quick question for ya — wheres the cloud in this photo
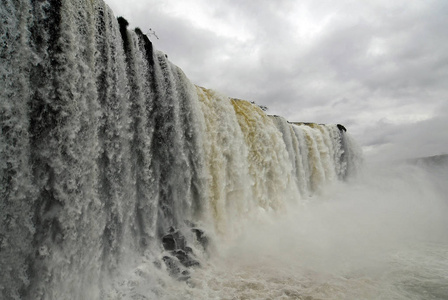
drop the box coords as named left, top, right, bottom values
left=104, top=0, right=448, bottom=161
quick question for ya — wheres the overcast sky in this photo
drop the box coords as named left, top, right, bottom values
left=104, top=0, right=448, bottom=162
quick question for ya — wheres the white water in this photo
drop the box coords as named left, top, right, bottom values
left=112, top=159, right=448, bottom=300
left=1, top=0, right=447, bottom=299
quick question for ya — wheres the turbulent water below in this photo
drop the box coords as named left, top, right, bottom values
left=1, top=0, right=447, bottom=299
left=108, top=159, right=448, bottom=300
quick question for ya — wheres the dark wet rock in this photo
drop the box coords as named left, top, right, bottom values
left=161, top=250, right=197, bottom=280
left=117, top=17, right=130, bottom=54
left=172, top=249, right=185, bottom=258
left=178, top=270, right=190, bottom=281
left=161, top=234, right=176, bottom=251
left=160, top=224, right=208, bottom=280
left=162, top=256, right=181, bottom=276
left=191, top=228, right=208, bottom=249
left=173, top=249, right=187, bottom=261
left=161, top=227, right=186, bottom=251
left=181, top=258, right=200, bottom=268
left=184, top=220, right=196, bottom=228
left=337, top=124, right=347, bottom=132
left=173, top=249, right=200, bottom=267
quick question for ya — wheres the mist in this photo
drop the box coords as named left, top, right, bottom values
left=182, top=158, right=448, bottom=299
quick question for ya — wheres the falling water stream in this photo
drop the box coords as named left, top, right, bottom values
left=1, top=1, right=447, bottom=299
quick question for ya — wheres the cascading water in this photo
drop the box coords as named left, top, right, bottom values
left=3, top=1, right=447, bottom=300
left=0, top=1, right=357, bottom=298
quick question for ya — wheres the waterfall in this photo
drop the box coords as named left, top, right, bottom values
left=0, top=0, right=361, bottom=299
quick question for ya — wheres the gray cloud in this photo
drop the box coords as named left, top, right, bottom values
left=105, top=0, right=448, bottom=161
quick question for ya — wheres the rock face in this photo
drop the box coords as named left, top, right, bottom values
left=337, top=124, right=347, bottom=132
left=191, top=228, right=208, bottom=249
left=160, top=225, right=207, bottom=280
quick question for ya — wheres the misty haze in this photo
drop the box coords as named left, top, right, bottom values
left=1, top=0, right=447, bottom=299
